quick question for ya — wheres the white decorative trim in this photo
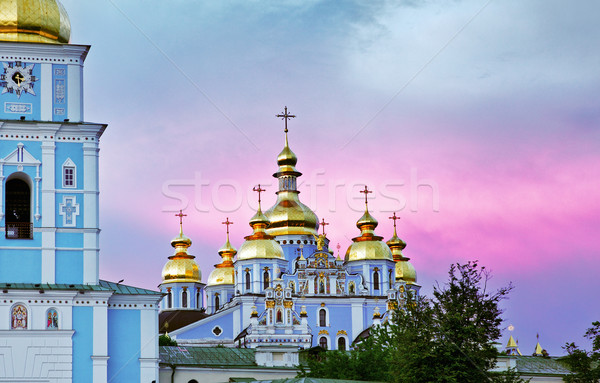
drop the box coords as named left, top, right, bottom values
left=58, top=195, right=79, bottom=227
left=316, top=306, right=330, bottom=327
left=61, top=158, right=76, bottom=188
left=2, top=143, right=42, bottom=221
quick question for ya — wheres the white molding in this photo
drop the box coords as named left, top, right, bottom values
left=61, top=158, right=76, bottom=188
left=58, top=195, right=79, bottom=227
left=40, top=63, right=52, bottom=120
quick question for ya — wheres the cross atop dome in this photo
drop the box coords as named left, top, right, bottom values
left=389, top=212, right=400, bottom=230
left=360, top=185, right=373, bottom=208
left=175, top=209, right=187, bottom=232
left=320, top=218, right=329, bottom=236
left=253, top=184, right=266, bottom=204
left=276, top=106, right=296, bottom=134
left=222, top=217, right=233, bottom=235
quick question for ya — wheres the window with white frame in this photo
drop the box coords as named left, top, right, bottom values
left=62, top=158, right=76, bottom=188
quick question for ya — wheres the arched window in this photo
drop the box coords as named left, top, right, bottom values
left=245, top=271, right=251, bottom=290
left=263, top=270, right=270, bottom=289
left=276, top=309, right=283, bottom=324
left=338, top=337, right=346, bottom=351
left=167, top=290, right=172, bottom=308
left=319, top=337, right=328, bottom=349
left=373, top=271, right=380, bottom=290
left=196, top=290, right=200, bottom=308
left=348, top=282, right=355, bottom=295
left=289, top=281, right=295, bottom=292
left=46, top=308, right=59, bottom=329
left=389, top=269, right=393, bottom=289
left=214, top=294, right=220, bottom=310
left=5, top=177, right=32, bottom=239
left=189, top=380, right=199, bottom=383
left=319, top=308, right=326, bottom=327
left=182, top=289, right=188, bottom=308
left=11, top=304, right=27, bottom=329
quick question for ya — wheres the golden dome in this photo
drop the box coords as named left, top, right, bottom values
left=387, top=214, right=417, bottom=284
left=395, top=258, right=417, bottom=284
left=345, top=202, right=393, bottom=262
left=162, top=224, right=201, bottom=284
left=0, top=0, right=70, bottom=44
left=265, top=192, right=318, bottom=236
left=265, top=127, right=318, bottom=237
left=207, top=225, right=237, bottom=286
left=237, top=202, right=285, bottom=261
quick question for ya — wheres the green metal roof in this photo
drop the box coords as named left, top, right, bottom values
left=0, top=280, right=161, bottom=296
left=498, top=356, right=572, bottom=376
left=160, top=346, right=257, bottom=368
left=0, top=282, right=112, bottom=291
left=99, top=280, right=162, bottom=295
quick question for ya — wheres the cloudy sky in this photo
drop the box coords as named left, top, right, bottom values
left=60, top=0, right=600, bottom=355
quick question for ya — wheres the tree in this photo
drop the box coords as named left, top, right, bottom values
left=298, top=334, right=389, bottom=381
left=562, top=321, right=600, bottom=383
left=383, top=261, right=519, bottom=383
left=300, top=261, right=526, bottom=382
left=159, top=333, right=178, bottom=346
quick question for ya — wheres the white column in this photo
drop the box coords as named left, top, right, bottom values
left=41, top=141, right=56, bottom=283
left=351, top=301, right=363, bottom=342
left=41, top=63, right=53, bottom=120
left=67, top=64, right=83, bottom=122
left=83, top=143, right=99, bottom=284
left=329, top=276, right=337, bottom=295
left=92, top=304, right=108, bottom=383
left=362, top=264, right=370, bottom=287
left=252, top=264, right=260, bottom=293
left=140, top=308, right=159, bottom=383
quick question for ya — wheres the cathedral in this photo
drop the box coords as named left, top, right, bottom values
left=159, top=108, right=420, bottom=351
left=0, top=1, right=161, bottom=382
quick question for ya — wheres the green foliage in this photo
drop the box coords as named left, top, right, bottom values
left=298, top=335, right=389, bottom=381
left=300, top=261, right=525, bottom=383
left=159, top=333, right=178, bottom=346
left=562, top=321, right=600, bottom=383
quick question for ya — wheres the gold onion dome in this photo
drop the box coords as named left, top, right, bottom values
left=162, top=219, right=201, bottom=284
left=0, top=0, right=70, bottom=44
left=345, top=189, right=393, bottom=262
left=387, top=214, right=417, bottom=284
left=207, top=220, right=237, bottom=286
left=237, top=191, right=285, bottom=261
left=265, top=124, right=318, bottom=237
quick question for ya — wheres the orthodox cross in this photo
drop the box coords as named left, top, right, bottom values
left=389, top=212, right=400, bottom=230
left=320, top=218, right=329, bottom=236
left=276, top=106, right=296, bottom=133
left=253, top=184, right=266, bottom=204
left=175, top=209, right=187, bottom=230
left=360, top=185, right=373, bottom=207
left=222, top=217, right=233, bottom=235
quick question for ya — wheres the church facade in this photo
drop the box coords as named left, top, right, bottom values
left=0, top=1, right=162, bottom=382
left=160, top=109, right=420, bottom=351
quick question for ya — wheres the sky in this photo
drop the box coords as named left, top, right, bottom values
left=60, top=0, right=600, bottom=355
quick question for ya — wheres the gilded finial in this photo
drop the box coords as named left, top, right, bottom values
left=175, top=209, right=187, bottom=236
left=360, top=185, right=373, bottom=210
left=253, top=184, right=266, bottom=207
left=222, top=217, right=233, bottom=240
left=320, top=218, right=329, bottom=236
left=336, top=243, right=341, bottom=260
left=389, top=212, right=400, bottom=236
left=276, top=106, right=296, bottom=135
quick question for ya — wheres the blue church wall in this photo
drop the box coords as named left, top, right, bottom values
left=56, top=232, right=83, bottom=248
left=55, top=142, right=83, bottom=189
left=0, top=61, right=42, bottom=121
left=177, top=310, right=234, bottom=341
left=108, top=309, right=141, bottom=383
left=72, top=306, right=93, bottom=383
left=55, top=250, right=83, bottom=284
left=52, top=64, right=68, bottom=122
left=0, top=249, right=40, bottom=282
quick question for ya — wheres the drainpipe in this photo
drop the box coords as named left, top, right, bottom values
left=170, top=364, right=176, bottom=383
